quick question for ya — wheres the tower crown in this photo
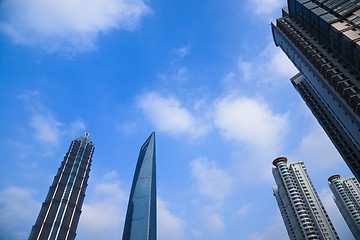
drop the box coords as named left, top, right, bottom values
left=273, top=157, right=288, bottom=166
left=328, top=175, right=341, bottom=182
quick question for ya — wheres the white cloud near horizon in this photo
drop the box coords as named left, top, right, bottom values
left=137, top=92, right=209, bottom=139
left=77, top=172, right=127, bottom=240
left=79, top=171, right=186, bottom=240
left=0, top=187, right=41, bottom=240
left=0, top=0, right=151, bottom=53
left=158, top=198, right=186, bottom=240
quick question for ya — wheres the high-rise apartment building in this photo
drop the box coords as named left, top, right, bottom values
left=122, top=132, right=157, bottom=240
left=28, top=132, right=95, bottom=240
left=328, top=174, right=360, bottom=239
left=271, top=0, right=360, bottom=181
left=272, top=157, right=339, bottom=239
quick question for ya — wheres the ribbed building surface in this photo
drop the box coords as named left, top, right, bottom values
left=272, top=157, right=339, bottom=240
left=28, top=132, right=94, bottom=240
left=122, top=132, right=157, bottom=240
left=328, top=175, right=360, bottom=239
left=271, top=0, right=360, bottom=181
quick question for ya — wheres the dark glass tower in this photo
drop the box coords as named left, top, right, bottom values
left=271, top=0, right=360, bottom=181
left=28, top=132, right=94, bottom=240
left=122, top=132, right=157, bottom=240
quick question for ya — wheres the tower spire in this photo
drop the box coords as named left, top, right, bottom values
left=122, top=132, right=157, bottom=240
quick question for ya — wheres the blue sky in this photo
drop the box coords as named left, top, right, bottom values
left=0, top=0, right=357, bottom=239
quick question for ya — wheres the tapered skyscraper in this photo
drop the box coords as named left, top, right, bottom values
left=328, top=175, right=360, bottom=239
left=272, top=0, right=360, bottom=181
left=272, top=157, right=339, bottom=240
left=28, top=132, right=94, bottom=240
left=122, top=132, right=157, bottom=240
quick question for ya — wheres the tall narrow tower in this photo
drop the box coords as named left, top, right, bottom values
left=28, top=132, right=95, bottom=240
left=328, top=175, right=360, bottom=239
left=272, top=157, right=339, bottom=240
left=122, top=132, right=157, bottom=240
left=271, top=0, right=360, bottom=181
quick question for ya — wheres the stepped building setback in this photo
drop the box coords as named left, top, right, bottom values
left=272, top=157, right=339, bottom=240
left=271, top=0, right=360, bottom=181
left=28, top=132, right=95, bottom=240
left=328, top=174, right=360, bottom=239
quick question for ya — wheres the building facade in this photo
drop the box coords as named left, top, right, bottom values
left=328, top=174, right=360, bottom=239
left=272, top=157, right=339, bottom=240
left=271, top=0, right=360, bottom=181
left=122, top=132, right=157, bottom=240
left=28, top=132, right=95, bottom=240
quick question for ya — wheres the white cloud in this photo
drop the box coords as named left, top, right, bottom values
left=0, top=187, right=41, bottom=240
left=245, top=0, right=286, bottom=16
left=0, top=0, right=151, bottom=53
left=137, top=92, right=209, bottom=138
left=191, top=157, right=234, bottom=202
left=214, top=95, right=289, bottom=154
left=157, top=198, right=185, bottom=240
left=77, top=172, right=128, bottom=240
left=213, top=94, right=290, bottom=182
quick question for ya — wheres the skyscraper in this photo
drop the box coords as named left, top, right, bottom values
left=28, top=132, right=94, bottom=240
left=328, top=174, right=360, bottom=239
left=272, top=157, right=339, bottom=239
left=271, top=0, right=360, bottom=181
left=122, top=132, right=157, bottom=240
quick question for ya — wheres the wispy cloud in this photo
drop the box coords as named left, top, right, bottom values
left=172, top=46, right=191, bottom=59
left=245, top=0, right=286, bottom=16
left=0, top=0, right=151, bottom=53
left=137, top=92, right=209, bottom=139
left=223, top=43, right=298, bottom=92
left=191, top=157, right=234, bottom=202
left=190, top=157, right=234, bottom=234
left=19, top=90, right=86, bottom=145
left=289, top=122, right=342, bottom=172
left=249, top=215, right=288, bottom=240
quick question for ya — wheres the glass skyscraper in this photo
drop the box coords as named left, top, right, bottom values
left=122, top=132, right=157, bottom=240
left=271, top=0, right=360, bottom=181
left=272, top=157, right=339, bottom=240
left=28, top=132, right=95, bottom=240
left=328, top=174, right=360, bottom=239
